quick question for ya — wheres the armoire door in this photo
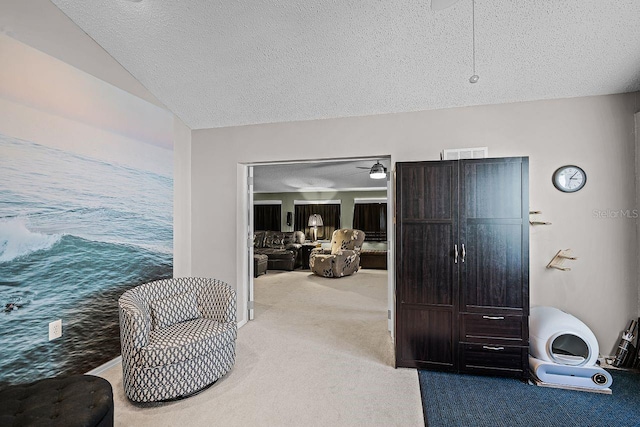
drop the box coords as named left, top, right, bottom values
left=459, top=157, right=529, bottom=314
left=458, top=157, right=529, bottom=377
left=395, top=161, right=458, bottom=369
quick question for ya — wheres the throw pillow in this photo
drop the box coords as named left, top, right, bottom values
left=264, top=233, right=275, bottom=247
left=283, top=233, right=292, bottom=245
left=150, top=292, right=200, bottom=330
left=253, top=231, right=265, bottom=248
left=272, top=232, right=286, bottom=248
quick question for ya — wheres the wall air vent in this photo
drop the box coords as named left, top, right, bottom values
left=441, top=147, right=488, bottom=160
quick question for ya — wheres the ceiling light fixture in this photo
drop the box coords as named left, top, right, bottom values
left=369, top=162, right=387, bottom=180
left=469, top=0, right=479, bottom=84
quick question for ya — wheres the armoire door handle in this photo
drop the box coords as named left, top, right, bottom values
left=461, top=243, right=466, bottom=263
left=454, top=244, right=458, bottom=264
left=482, top=346, right=505, bottom=351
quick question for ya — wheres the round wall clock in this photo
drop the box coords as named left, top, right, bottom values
left=552, top=165, right=586, bottom=193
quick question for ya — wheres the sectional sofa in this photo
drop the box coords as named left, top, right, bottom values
left=253, top=230, right=305, bottom=271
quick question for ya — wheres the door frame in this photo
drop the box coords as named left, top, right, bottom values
left=237, top=156, right=394, bottom=340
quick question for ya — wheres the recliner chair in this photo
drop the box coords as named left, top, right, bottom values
left=309, top=229, right=365, bottom=278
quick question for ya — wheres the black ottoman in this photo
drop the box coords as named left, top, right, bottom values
left=254, top=254, right=268, bottom=277
left=0, top=374, right=114, bottom=427
left=360, top=250, right=388, bottom=269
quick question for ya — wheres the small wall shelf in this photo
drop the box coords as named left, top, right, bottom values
left=547, top=249, right=577, bottom=271
left=529, top=210, right=551, bottom=226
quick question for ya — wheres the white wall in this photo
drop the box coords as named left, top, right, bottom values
left=0, top=0, right=162, bottom=109
left=173, top=117, right=192, bottom=276
left=1, top=0, right=193, bottom=277
left=192, top=92, right=640, bottom=355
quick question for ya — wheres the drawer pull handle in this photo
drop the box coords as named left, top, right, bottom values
left=482, top=316, right=505, bottom=320
left=482, top=346, right=505, bottom=351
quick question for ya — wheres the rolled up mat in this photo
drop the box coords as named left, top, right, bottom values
left=529, top=356, right=613, bottom=389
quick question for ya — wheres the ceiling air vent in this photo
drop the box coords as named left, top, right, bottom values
left=441, top=147, right=488, bottom=160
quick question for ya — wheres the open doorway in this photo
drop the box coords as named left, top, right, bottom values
left=241, top=156, right=394, bottom=338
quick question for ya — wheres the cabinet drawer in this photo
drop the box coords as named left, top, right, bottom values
left=459, top=343, right=528, bottom=378
left=460, top=313, right=526, bottom=343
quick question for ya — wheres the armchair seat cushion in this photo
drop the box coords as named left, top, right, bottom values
left=311, top=250, right=359, bottom=278
left=136, top=318, right=236, bottom=367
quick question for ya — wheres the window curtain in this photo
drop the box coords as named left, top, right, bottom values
left=294, top=204, right=340, bottom=240
left=254, top=204, right=281, bottom=231
left=353, top=203, right=387, bottom=241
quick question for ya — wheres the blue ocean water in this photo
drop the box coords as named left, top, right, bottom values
left=0, top=134, right=173, bottom=387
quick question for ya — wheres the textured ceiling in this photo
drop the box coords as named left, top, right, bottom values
left=253, top=159, right=390, bottom=193
left=50, top=0, right=640, bottom=130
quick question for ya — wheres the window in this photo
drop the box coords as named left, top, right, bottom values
left=254, top=204, right=281, bottom=231
left=353, top=203, right=387, bottom=242
left=294, top=203, right=341, bottom=240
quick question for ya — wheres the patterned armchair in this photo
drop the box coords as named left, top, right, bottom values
left=118, top=277, right=236, bottom=402
left=310, top=229, right=365, bottom=278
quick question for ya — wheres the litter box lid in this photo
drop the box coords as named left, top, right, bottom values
left=529, top=306, right=599, bottom=367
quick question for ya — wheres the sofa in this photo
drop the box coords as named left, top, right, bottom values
left=254, top=230, right=305, bottom=271
left=118, top=277, right=237, bottom=402
left=310, top=229, right=365, bottom=278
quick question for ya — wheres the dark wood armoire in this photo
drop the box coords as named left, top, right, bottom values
left=395, top=157, right=529, bottom=379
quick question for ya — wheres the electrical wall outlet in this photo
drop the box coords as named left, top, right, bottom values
left=49, top=319, right=62, bottom=341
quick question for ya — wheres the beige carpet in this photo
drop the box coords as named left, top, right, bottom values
left=99, top=269, right=424, bottom=426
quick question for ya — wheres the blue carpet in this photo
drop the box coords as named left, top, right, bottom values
left=419, top=369, right=640, bottom=427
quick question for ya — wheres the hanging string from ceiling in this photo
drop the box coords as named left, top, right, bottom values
left=469, top=0, right=479, bottom=83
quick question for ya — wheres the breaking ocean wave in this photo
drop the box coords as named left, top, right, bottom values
left=0, top=134, right=173, bottom=387
left=0, top=217, right=63, bottom=263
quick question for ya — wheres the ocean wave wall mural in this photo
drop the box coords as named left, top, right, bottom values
left=0, top=35, right=173, bottom=387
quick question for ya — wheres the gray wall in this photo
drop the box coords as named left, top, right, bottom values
left=193, top=93, right=640, bottom=355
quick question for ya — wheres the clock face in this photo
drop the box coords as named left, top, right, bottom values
left=553, top=165, right=586, bottom=193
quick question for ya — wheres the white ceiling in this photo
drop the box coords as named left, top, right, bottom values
left=253, top=158, right=390, bottom=193
left=50, top=0, right=640, bottom=130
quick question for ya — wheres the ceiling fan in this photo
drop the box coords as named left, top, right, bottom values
left=356, top=161, right=387, bottom=180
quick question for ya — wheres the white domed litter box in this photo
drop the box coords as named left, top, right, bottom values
left=529, top=306, right=613, bottom=390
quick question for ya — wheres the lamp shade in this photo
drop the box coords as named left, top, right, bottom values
left=369, top=162, right=387, bottom=179
left=308, top=214, right=323, bottom=227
